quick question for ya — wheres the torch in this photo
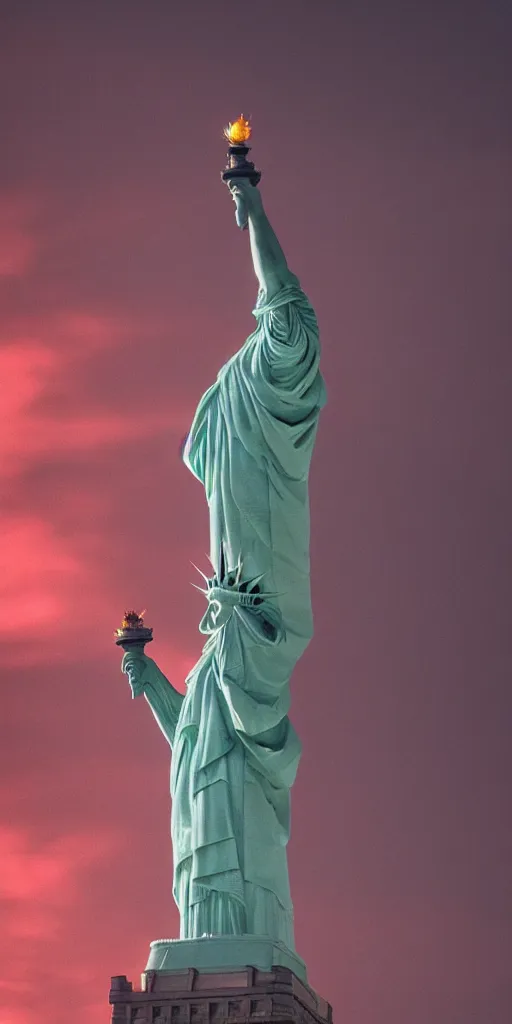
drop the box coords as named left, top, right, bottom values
left=221, top=115, right=261, bottom=229
left=114, top=610, right=153, bottom=654
left=114, top=611, right=153, bottom=698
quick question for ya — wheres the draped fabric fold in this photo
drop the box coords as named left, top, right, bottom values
left=163, top=277, right=325, bottom=949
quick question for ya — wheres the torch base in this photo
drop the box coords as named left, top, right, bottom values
left=221, top=167, right=261, bottom=187
left=222, top=143, right=261, bottom=187
left=115, top=628, right=153, bottom=650
left=116, top=640, right=153, bottom=653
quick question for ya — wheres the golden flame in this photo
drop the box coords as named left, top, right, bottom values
left=121, top=609, right=145, bottom=629
left=224, top=114, right=252, bottom=145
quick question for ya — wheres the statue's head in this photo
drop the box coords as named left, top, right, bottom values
left=192, top=553, right=282, bottom=642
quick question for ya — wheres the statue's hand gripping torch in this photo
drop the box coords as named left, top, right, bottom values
left=114, top=610, right=153, bottom=698
left=221, top=115, right=261, bottom=230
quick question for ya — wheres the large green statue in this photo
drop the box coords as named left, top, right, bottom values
left=122, top=178, right=326, bottom=955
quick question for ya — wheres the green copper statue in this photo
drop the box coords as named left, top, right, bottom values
left=121, top=175, right=326, bottom=955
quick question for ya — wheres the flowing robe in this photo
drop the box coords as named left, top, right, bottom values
left=141, top=277, right=325, bottom=950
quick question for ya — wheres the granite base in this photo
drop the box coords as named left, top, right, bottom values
left=110, top=964, right=332, bottom=1024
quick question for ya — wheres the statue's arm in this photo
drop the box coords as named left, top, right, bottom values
left=121, top=652, right=184, bottom=747
left=230, top=181, right=295, bottom=302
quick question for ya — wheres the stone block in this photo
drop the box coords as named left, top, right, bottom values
left=109, top=965, right=332, bottom=1024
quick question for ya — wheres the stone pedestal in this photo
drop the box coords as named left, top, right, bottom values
left=109, top=965, right=332, bottom=1024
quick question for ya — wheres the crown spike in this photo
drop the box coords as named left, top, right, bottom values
left=190, top=561, right=210, bottom=584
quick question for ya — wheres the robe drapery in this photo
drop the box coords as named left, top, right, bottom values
left=153, top=277, right=324, bottom=949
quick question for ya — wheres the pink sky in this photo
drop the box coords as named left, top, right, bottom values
left=1, top=3, right=511, bottom=1022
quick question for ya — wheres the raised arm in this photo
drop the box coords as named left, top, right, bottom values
left=229, top=180, right=296, bottom=303
left=121, top=651, right=184, bottom=747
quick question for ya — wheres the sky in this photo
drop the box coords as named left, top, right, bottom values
left=0, top=1, right=511, bottom=1022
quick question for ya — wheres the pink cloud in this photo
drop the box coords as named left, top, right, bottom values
left=0, top=511, right=196, bottom=672
left=0, top=825, right=120, bottom=1024
left=0, top=826, right=117, bottom=905
left=0, top=516, right=82, bottom=635
left=0, top=342, right=57, bottom=423
left=0, top=322, right=184, bottom=479
left=0, top=511, right=122, bottom=669
left=0, top=1007, right=33, bottom=1024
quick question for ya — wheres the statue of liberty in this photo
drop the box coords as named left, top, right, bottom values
left=121, top=169, right=326, bottom=956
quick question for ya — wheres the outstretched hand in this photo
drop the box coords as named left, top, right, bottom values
left=228, top=179, right=263, bottom=230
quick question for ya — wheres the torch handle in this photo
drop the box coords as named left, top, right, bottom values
left=119, top=640, right=149, bottom=700
left=222, top=143, right=261, bottom=230
left=233, top=193, right=248, bottom=231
